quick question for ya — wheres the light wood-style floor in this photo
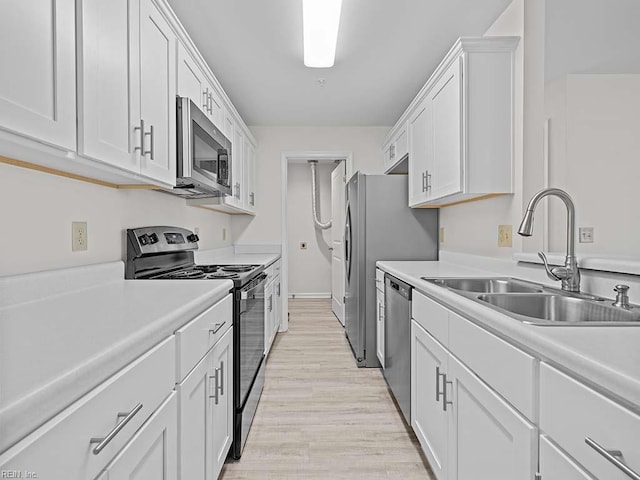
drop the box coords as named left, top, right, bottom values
left=220, top=298, right=435, bottom=480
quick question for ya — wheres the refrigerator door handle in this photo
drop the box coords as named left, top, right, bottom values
left=344, top=203, right=352, bottom=283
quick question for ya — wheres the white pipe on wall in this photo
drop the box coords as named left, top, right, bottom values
left=308, top=160, right=332, bottom=230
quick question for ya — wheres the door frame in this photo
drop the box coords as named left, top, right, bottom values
left=280, top=151, right=353, bottom=332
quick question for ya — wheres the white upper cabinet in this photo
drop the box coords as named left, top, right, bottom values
left=382, top=122, right=408, bottom=173
left=78, top=0, right=177, bottom=186
left=244, top=141, right=257, bottom=212
left=390, top=37, right=519, bottom=207
left=177, top=43, right=207, bottom=117
left=0, top=0, right=76, bottom=150
left=138, top=0, right=176, bottom=185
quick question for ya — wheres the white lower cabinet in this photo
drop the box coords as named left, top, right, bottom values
left=411, top=292, right=537, bottom=480
left=411, top=320, right=449, bottom=479
left=447, top=355, right=537, bottom=480
left=97, top=392, right=178, bottom=480
left=177, top=326, right=233, bottom=480
left=376, top=286, right=385, bottom=368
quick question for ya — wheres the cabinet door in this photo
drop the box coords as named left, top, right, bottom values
left=139, top=0, right=176, bottom=185
left=376, top=288, right=385, bottom=368
left=244, top=140, right=257, bottom=211
left=395, top=126, right=408, bottom=161
left=408, top=97, right=434, bottom=206
left=430, top=58, right=463, bottom=200
left=210, top=327, right=234, bottom=478
left=539, top=435, right=595, bottom=480
left=103, top=392, right=177, bottom=480
left=0, top=0, right=76, bottom=150
left=447, top=355, right=537, bottom=480
left=224, top=125, right=244, bottom=208
left=411, top=320, right=449, bottom=480
left=77, top=0, right=140, bottom=172
left=177, top=348, right=213, bottom=480
left=264, top=281, right=274, bottom=355
left=177, top=43, right=207, bottom=113
left=208, top=87, right=224, bottom=129
left=273, top=275, right=281, bottom=336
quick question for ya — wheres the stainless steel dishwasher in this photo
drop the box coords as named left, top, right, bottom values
left=383, top=274, right=412, bottom=424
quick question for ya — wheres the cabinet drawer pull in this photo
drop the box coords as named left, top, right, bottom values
left=585, top=437, right=640, bottom=480
left=422, top=171, right=427, bottom=192
left=210, top=322, right=226, bottom=335
left=89, top=403, right=143, bottom=454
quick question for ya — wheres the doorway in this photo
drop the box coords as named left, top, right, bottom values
left=280, top=151, right=353, bottom=331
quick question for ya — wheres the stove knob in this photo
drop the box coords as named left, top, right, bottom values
left=148, top=233, right=159, bottom=244
left=187, top=233, right=199, bottom=243
left=138, top=234, right=150, bottom=246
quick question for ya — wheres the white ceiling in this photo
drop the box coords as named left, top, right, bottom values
left=167, top=0, right=513, bottom=126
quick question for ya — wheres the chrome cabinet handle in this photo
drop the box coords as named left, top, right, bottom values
left=143, top=124, right=154, bottom=160
left=250, top=192, right=255, bottom=206
left=134, top=119, right=145, bottom=154
left=236, top=182, right=241, bottom=200
left=435, top=366, right=443, bottom=402
left=210, top=321, right=226, bottom=335
left=89, top=403, right=143, bottom=454
left=268, top=295, right=273, bottom=312
left=277, top=284, right=281, bottom=297
left=390, top=144, right=395, bottom=160
left=585, top=437, right=640, bottom=480
left=218, top=361, right=225, bottom=397
left=441, top=373, right=453, bottom=411
left=378, top=303, right=383, bottom=321
left=208, top=92, right=212, bottom=114
left=426, top=171, right=432, bottom=191
left=209, top=368, right=220, bottom=404
left=422, top=171, right=427, bottom=192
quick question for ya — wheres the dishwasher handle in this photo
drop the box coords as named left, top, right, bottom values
left=385, top=275, right=412, bottom=300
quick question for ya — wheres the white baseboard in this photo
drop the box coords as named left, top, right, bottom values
left=289, top=293, right=332, bottom=299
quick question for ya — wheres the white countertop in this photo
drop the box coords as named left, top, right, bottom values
left=378, top=260, right=640, bottom=413
left=0, top=262, right=232, bottom=453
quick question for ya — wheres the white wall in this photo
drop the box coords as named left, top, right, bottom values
left=439, top=0, right=529, bottom=257
left=231, top=126, right=389, bottom=245
left=0, top=163, right=232, bottom=276
left=287, top=162, right=334, bottom=296
left=546, top=74, right=640, bottom=255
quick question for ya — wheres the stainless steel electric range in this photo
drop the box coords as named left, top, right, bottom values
left=125, top=226, right=266, bottom=459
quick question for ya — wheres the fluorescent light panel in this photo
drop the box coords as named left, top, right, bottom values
left=303, top=0, right=343, bottom=68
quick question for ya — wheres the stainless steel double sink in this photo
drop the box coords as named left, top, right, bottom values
left=422, top=277, right=640, bottom=326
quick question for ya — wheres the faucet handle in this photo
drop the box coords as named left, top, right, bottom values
left=538, top=251, right=563, bottom=281
left=614, top=284, right=629, bottom=294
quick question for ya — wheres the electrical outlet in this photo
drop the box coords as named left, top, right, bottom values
left=498, top=225, right=512, bottom=247
left=222, top=228, right=226, bottom=241
left=579, top=227, right=594, bottom=243
left=439, top=227, right=445, bottom=243
left=72, top=222, right=88, bottom=251
left=300, top=241, right=308, bottom=250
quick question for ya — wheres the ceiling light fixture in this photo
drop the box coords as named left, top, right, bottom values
left=303, top=0, right=342, bottom=68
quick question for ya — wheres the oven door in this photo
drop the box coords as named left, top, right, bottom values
left=238, top=273, right=267, bottom=408
left=176, top=97, right=232, bottom=196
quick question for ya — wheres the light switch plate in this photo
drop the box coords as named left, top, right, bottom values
left=72, top=222, right=88, bottom=251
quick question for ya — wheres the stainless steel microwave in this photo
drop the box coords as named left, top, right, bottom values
left=174, top=96, right=232, bottom=198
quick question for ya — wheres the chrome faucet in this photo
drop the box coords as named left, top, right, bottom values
left=517, top=188, right=581, bottom=293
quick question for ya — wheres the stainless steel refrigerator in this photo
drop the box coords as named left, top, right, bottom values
left=344, top=172, right=438, bottom=367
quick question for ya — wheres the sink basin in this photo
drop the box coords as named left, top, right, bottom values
left=477, top=293, right=640, bottom=325
left=423, top=277, right=543, bottom=294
